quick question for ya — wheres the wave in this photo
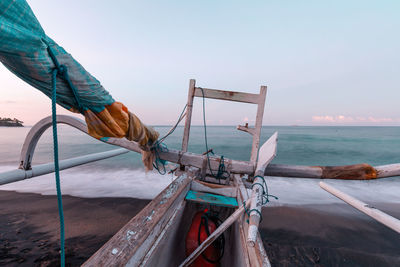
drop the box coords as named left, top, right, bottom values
left=0, top=165, right=174, bottom=199
left=1, top=165, right=399, bottom=205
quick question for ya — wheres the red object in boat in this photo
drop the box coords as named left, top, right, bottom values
left=185, top=211, right=220, bottom=267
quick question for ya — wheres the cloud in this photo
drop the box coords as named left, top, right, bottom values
left=312, top=115, right=400, bottom=124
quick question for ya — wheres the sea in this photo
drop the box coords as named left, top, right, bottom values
left=0, top=125, right=400, bottom=205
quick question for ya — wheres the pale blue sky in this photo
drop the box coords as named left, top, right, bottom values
left=1, top=0, right=399, bottom=125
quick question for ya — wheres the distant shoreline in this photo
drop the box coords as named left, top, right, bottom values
left=0, top=118, right=24, bottom=127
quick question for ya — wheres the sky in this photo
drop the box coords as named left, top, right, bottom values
left=1, top=0, right=399, bottom=126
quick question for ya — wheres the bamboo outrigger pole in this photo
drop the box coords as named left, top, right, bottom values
left=320, top=182, right=400, bottom=234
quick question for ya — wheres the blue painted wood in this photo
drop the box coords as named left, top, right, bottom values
left=185, top=190, right=238, bottom=208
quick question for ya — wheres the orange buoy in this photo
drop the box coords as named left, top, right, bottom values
left=185, top=210, right=224, bottom=267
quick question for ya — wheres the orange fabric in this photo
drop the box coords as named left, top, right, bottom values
left=84, top=102, right=129, bottom=139
left=84, top=101, right=159, bottom=148
left=83, top=102, right=159, bottom=171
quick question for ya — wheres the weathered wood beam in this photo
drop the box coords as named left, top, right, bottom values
left=16, top=115, right=400, bottom=180
left=181, top=79, right=196, bottom=153
left=250, top=86, right=267, bottom=163
left=190, top=180, right=237, bottom=197
left=193, top=87, right=260, bottom=104
left=265, top=163, right=400, bottom=180
left=158, top=148, right=255, bottom=175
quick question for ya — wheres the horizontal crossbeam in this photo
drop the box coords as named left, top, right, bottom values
left=194, top=87, right=261, bottom=104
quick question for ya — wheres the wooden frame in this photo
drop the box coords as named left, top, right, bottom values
left=181, top=79, right=268, bottom=165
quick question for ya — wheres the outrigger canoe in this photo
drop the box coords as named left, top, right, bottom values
left=82, top=81, right=277, bottom=266
left=1, top=80, right=399, bottom=266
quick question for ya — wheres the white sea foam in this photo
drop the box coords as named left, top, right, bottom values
left=1, top=165, right=399, bottom=205
left=266, top=176, right=400, bottom=205
left=0, top=165, right=174, bottom=199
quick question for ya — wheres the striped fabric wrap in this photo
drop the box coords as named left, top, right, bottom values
left=0, top=0, right=159, bottom=149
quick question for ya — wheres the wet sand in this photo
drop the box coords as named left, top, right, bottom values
left=0, top=190, right=399, bottom=266
left=260, top=203, right=400, bottom=266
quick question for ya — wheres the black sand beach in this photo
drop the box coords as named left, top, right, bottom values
left=0, top=190, right=399, bottom=267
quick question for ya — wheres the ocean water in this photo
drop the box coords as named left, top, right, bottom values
left=0, top=125, right=400, bottom=205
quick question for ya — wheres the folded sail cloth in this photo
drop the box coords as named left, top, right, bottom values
left=0, top=0, right=159, bottom=150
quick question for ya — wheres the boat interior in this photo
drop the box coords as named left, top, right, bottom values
left=82, top=80, right=271, bottom=266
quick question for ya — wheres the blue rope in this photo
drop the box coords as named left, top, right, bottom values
left=152, top=141, right=169, bottom=175
left=243, top=176, right=278, bottom=223
left=51, top=68, right=65, bottom=267
left=46, top=42, right=85, bottom=267
left=151, top=104, right=187, bottom=175
left=252, top=175, right=278, bottom=205
left=45, top=41, right=85, bottom=114
left=198, top=87, right=229, bottom=182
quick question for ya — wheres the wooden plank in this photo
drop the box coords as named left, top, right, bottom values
left=138, top=201, right=186, bottom=266
left=194, top=87, right=260, bottom=104
left=185, top=190, right=238, bottom=208
left=250, top=86, right=267, bottom=163
left=181, top=79, right=196, bottom=154
left=158, top=149, right=255, bottom=175
left=320, top=182, right=400, bottom=234
left=255, top=132, right=278, bottom=172
left=191, top=180, right=237, bottom=197
left=265, top=164, right=322, bottom=178
left=83, top=174, right=190, bottom=266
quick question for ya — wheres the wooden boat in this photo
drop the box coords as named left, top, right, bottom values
left=82, top=166, right=270, bottom=266
left=82, top=80, right=277, bottom=266
left=1, top=79, right=399, bottom=266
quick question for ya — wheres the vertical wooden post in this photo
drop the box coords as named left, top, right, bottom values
left=181, top=80, right=196, bottom=169
left=250, top=86, right=267, bottom=164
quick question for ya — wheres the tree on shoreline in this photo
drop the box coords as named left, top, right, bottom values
left=0, top=117, right=24, bottom=126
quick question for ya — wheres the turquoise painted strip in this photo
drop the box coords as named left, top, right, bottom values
left=185, top=190, right=238, bottom=208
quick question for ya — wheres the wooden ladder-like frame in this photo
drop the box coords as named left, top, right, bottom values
left=181, top=79, right=267, bottom=165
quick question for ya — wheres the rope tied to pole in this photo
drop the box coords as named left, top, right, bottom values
left=152, top=141, right=169, bottom=175
left=243, top=175, right=278, bottom=223
left=46, top=40, right=87, bottom=267
left=252, top=175, right=278, bottom=205
left=45, top=40, right=85, bottom=114
left=50, top=66, right=66, bottom=267
left=151, top=104, right=187, bottom=175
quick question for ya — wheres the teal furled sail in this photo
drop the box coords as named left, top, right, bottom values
left=0, top=0, right=114, bottom=113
